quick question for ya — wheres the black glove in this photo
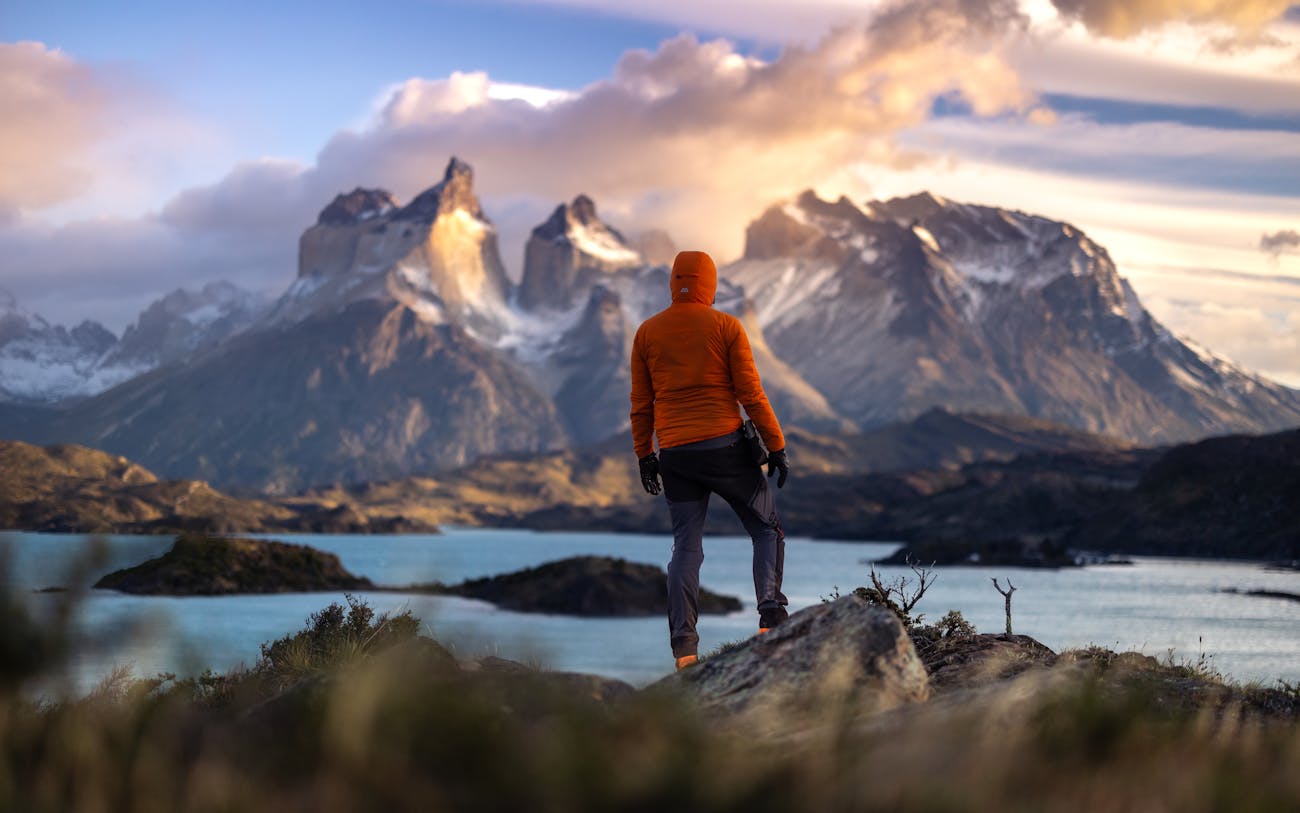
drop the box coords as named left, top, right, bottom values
left=638, top=453, right=662, bottom=496
left=766, top=448, right=789, bottom=489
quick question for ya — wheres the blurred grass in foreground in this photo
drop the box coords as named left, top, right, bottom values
left=2, top=572, right=1298, bottom=812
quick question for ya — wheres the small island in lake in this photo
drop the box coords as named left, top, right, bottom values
left=92, top=539, right=744, bottom=617
left=94, top=533, right=374, bottom=595
left=414, top=555, right=743, bottom=617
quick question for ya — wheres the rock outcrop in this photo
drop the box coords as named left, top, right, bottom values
left=0, top=440, right=431, bottom=534
left=94, top=534, right=374, bottom=595
left=657, top=595, right=930, bottom=720
left=914, top=633, right=1059, bottom=692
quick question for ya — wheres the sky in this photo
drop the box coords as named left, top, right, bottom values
left=2, top=0, right=1299, bottom=383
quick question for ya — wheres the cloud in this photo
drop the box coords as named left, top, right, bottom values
left=909, top=114, right=1300, bottom=197
left=6, top=0, right=1297, bottom=370
left=0, top=214, right=297, bottom=331
left=1048, top=0, right=1293, bottom=38
left=1261, top=228, right=1300, bottom=255
left=309, top=0, right=1034, bottom=256
left=1143, top=295, right=1300, bottom=386
left=1013, top=36, right=1300, bottom=114
left=496, top=0, right=887, bottom=44
left=160, top=158, right=312, bottom=237
left=0, top=40, right=225, bottom=229
left=0, top=42, right=111, bottom=221
left=1, top=0, right=1043, bottom=330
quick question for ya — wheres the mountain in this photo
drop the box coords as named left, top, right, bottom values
left=0, top=287, right=122, bottom=403
left=725, top=191, right=1300, bottom=443
left=274, top=161, right=514, bottom=341
left=508, top=195, right=850, bottom=443
left=100, top=281, right=267, bottom=371
left=28, top=160, right=568, bottom=493
left=0, top=282, right=265, bottom=405
left=6, top=161, right=1298, bottom=492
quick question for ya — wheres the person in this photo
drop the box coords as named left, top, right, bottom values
left=630, top=250, right=791, bottom=671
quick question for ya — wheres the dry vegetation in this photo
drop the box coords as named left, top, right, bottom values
left=3, top=565, right=1299, bottom=813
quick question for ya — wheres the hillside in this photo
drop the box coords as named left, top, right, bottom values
left=0, top=440, right=429, bottom=534
left=291, top=410, right=1130, bottom=530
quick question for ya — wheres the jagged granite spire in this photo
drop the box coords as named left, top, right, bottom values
left=395, top=156, right=483, bottom=222
left=518, top=194, right=640, bottom=311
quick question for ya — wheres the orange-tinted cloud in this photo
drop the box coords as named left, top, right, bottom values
left=307, top=0, right=1036, bottom=258
left=1049, top=0, right=1293, bottom=37
left=0, top=42, right=109, bottom=222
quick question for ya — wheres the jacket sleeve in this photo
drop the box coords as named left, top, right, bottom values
left=629, top=327, right=656, bottom=458
left=726, top=318, right=786, bottom=452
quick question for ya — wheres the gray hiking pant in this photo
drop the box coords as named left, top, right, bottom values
left=658, top=429, right=787, bottom=658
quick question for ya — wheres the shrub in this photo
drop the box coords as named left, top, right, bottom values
left=254, top=594, right=420, bottom=690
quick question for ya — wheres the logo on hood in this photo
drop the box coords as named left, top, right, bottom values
left=670, top=251, right=718, bottom=305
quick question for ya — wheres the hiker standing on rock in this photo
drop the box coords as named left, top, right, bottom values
left=630, top=250, right=790, bottom=671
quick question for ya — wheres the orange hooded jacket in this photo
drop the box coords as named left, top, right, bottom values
left=630, top=251, right=785, bottom=459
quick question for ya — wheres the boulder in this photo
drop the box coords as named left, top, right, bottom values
left=655, top=595, right=929, bottom=722
left=440, top=555, right=742, bottom=617
left=914, top=633, right=1058, bottom=692
left=462, top=655, right=636, bottom=704
left=94, top=533, right=373, bottom=595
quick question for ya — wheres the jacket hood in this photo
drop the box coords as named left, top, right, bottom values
left=670, top=251, right=717, bottom=305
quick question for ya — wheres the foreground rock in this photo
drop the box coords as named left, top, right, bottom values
left=656, top=595, right=929, bottom=720
left=913, top=633, right=1058, bottom=692
left=435, top=556, right=742, bottom=616
left=94, top=534, right=373, bottom=595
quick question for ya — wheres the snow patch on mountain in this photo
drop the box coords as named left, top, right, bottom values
left=566, top=220, right=641, bottom=265
left=912, top=226, right=941, bottom=253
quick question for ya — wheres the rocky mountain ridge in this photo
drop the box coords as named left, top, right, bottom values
left=0, top=282, right=265, bottom=405
left=2, top=157, right=1297, bottom=491
left=727, top=190, right=1300, bottom=442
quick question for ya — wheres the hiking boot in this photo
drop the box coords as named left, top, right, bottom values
left=675, top=654, right=698, bottom=670
left=758, top=606, right=788, bottom=633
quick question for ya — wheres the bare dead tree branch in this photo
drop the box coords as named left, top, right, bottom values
left=992, top=577, right=1016, bottom=635
left=864, top=560, right=938, bottom=627
left=900, top=560, right=937, bottom=614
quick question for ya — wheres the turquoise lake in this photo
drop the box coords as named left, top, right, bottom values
left=2, top=528, right=1298, bottom=693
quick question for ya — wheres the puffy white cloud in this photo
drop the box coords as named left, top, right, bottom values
left=160, top=158, right=312, bottom=236
left=307, top=0, right=1034, bottom=258
left=0, top=3, right=1034, bottom=326
left=513, top=0, right=1300, bottom=112
left=5, top=0, right=1298, bottom=372
left=0, top=42, right=109, bottom=221
left=1048, top=0, right=1293, bottom=38
left=1, top=0, right=1043, bottom=331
